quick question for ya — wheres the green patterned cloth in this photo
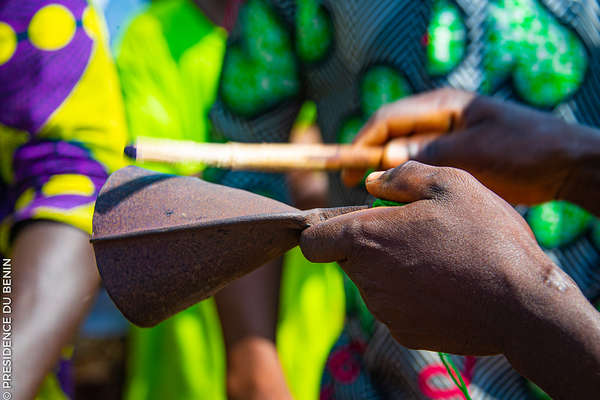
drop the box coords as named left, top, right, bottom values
left=426, top=0, right=587, bottom=108
left=484, top=0, right=587, bottom=107
left=361, top=66, right=412, bottom=117
left=221, top=0, right=299, bottom=117
left=338, top=66, right=412, bottom=145
left=527, top=201, right=594, bottom=249
left=427, top=0, right=466, bottom=75
left=296, top=0, right=333, bottom=62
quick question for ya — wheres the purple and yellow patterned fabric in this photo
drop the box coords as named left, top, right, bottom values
left=0, top=0, right=127, bottom=253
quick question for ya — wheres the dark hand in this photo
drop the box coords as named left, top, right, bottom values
left=308, top=161, right=564, bottom=354
left=342, top=89, right=600, bottom=211
left=302, top=162, right=600, bottom=399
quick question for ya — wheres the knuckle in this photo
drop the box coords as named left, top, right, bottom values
left=434, top=87, right=460, bottom=104
left=437, top=87, right=457, bottom=97
left=338, top=218, right=374, bottom=262
left=431, top=167, right=477, bottom=200
left=393, top=160, right=422, bottom=178
left=427, top=181, right=449, bottom=198
left=382, top=161, right=420, bottom=187
left=451, top=167, right=476, bottom=185
left=340, top=217, right=363, bottom=245
left=464, top=95, right=497, bottom=124
left=402, top=159, right=422, bottom=170
left=372, top=103, right=391, bottom=122
left=299, top=227, right=321, bottom=256
left=424, top=167, right=455, bottom=198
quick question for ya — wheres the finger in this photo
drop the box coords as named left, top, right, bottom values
left=341, top=89, right=473, bottom=187
left=356, top=108, right=452, bottom=149
left=342, top=133, right=444, bottom=187
left=301, top=205, right=406, bottom=263
left=300, top=212, right=358, bottom=263
left=365, top=161, right=452, bottom=203
left=354, top=88, right=473, bottom=147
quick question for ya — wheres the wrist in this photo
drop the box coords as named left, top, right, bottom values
left=503, top=263, right=600, bottom=399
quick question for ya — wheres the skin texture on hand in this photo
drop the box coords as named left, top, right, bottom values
left=342, top=88, right=600, bottom=215
left=301, top=161, right=600, bottom=399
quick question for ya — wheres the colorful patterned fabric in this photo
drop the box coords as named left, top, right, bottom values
left=426, top=0, right=466, bottom=76
left=35, top=375, right=69, bottom=400
left=0, top=2, right=126, bottom=398
left=527, top=201, right=594, bottom=249
left=34, top=345, right=74, bottom=400
left=212, top=1, right=600, bottom=399
left=484, top=0, right=587, bottom=107
left=0, top=0, right=127, bottom=253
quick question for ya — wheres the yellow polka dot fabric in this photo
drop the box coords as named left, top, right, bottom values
left=29, top=4, right=76, bottom=51
left=0, top=0, right=127, bottom=255
left=41, top=174, right=96, bottom=197
left=0, top=22, right=16, bottom=66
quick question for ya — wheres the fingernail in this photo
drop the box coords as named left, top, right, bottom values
left=365, top=171, right=384, bottom=183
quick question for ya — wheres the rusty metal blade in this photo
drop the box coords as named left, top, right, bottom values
left=92, top=166, right=364, bottom=326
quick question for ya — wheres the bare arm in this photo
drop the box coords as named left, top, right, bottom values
left=11, top=222, right=99, bottom=400
left=215, top=258, right=292, bottom=400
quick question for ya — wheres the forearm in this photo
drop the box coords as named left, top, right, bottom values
left=215, top=258, right=291, bottom=399
left=224, top=337, right=290, bottom=400
left=504, top=277, right=600, bottom=399
left=215, top=257, right=282, bottom=346
left=12, top=222, right=99, bottom=399
left=559, top=124, right=600, bottom=215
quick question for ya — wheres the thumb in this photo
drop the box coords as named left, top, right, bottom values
left=365, top=161, right=453, bottom=203
left=342, top=132, right=446, bottom=188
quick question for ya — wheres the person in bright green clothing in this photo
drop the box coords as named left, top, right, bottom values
left=115, top=1, right=345, bottom=399
left=116, top=0, right=226, bottom=176
left=116, top=3, right=229, bottom=398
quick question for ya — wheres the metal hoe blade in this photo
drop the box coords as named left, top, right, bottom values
left=92, top=166, right=364, bottom=327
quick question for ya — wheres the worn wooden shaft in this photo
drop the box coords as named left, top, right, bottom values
left=131, top=136, right=435, bottom=171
